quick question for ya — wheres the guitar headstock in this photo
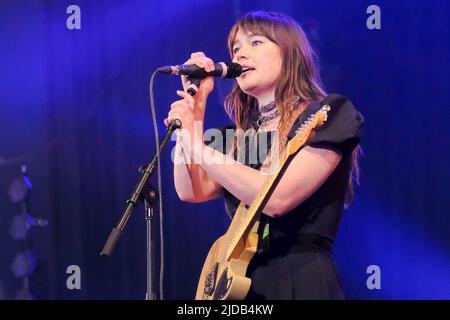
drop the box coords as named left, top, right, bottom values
left=287, top=104, right=331, bottom=155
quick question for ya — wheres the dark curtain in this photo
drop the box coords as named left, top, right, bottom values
left=0, top=0, right=449, bottom=299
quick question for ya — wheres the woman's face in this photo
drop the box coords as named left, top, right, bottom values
left=232, top=28, right=283, bottom=101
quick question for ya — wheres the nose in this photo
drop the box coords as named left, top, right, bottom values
left=234, top=53, right=248, bottom=64
left=233, top=46, right=249, bottom=63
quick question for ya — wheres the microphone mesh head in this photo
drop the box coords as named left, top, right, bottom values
left=225, top=63, right=243, bottom=78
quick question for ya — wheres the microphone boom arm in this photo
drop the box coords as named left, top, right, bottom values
left=100, top=119, right=182, bottom=256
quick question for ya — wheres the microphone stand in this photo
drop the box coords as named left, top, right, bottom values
left=143, top=186, right=157, bottom=300
left=100, top=119, right=182, bottom=300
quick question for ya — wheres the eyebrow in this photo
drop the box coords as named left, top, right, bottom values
left=232, top=34, right=262, bottom=47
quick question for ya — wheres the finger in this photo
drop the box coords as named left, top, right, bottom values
left=164, top=117, right=175, bottom=127
left=194, top=58, right=208, bottom=69
left=176, top=90, right=194, bottom=103
left=177, top=90, right=195, bottom=104
left=191, top=52, right=205, bottom=58
left=184, top=57, right=206, bottom=70
left=190, top=52, right=211, bottom=70
left=204, top=57, right=215, bottom=72
left=170, top=98, right=187, bottom=108
left=195, top=57, right=214, bottom=72
left=168, top=110, right=178, bottom=117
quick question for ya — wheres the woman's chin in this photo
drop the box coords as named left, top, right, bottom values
left=238, top=83, right=258, bottom=96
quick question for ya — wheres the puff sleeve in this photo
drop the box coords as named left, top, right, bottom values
left=288, top=94, right=364, bottom=155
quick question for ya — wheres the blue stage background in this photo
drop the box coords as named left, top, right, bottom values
left=0, top=0, right=449, bottom=299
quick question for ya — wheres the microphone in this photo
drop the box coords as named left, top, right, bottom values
left=157, top=62, right=243, bottom=79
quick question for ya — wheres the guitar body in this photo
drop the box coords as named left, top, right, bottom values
left=195, top=204, right=260, bottom=300
left=195, top=104, right=331, bottom=300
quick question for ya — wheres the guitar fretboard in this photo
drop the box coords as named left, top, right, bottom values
left=225, top=105, right=330, bottom=260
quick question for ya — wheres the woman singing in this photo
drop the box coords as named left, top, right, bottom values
left=165, top=11, right=364, bottom=299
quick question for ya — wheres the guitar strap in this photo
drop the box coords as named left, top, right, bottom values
left=255, top=99, right=318, bottom=253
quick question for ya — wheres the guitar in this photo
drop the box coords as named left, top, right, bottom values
left=195, top=104, right=331, bottom=300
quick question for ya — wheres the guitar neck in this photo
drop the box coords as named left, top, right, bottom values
left=226, top=146, right=291, bottom=260
left=225, top=104, right=330, bottom=260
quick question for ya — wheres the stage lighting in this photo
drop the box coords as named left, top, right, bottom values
left=11, top=250, right=36, bottom=278
left=8, top=166, right=32, bottom=203
left=9, top=213, right=48, bottom=241
left=7, top=165, right=47, bottom=299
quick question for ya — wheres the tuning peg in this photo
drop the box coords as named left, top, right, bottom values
left=322, top=104, right=331, bottom=112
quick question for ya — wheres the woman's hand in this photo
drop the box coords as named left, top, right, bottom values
left=164, top=90, right=204, bottom=152
left=181, top=52, right=215, bottom=101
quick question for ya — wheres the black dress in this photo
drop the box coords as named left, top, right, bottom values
left=206, top=94, right=364, bottom=300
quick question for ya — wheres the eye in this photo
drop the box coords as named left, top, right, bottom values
left=232, top=47, right=240, bottom=54
left=252, top=40, right=262, bottom=46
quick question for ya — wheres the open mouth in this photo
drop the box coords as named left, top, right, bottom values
left=241, top=68, right=255, bottom=74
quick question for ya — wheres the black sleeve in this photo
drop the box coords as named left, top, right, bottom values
left=288, top=94, right=364, bottom=155
left=204, top=124, right=236, bottom=155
